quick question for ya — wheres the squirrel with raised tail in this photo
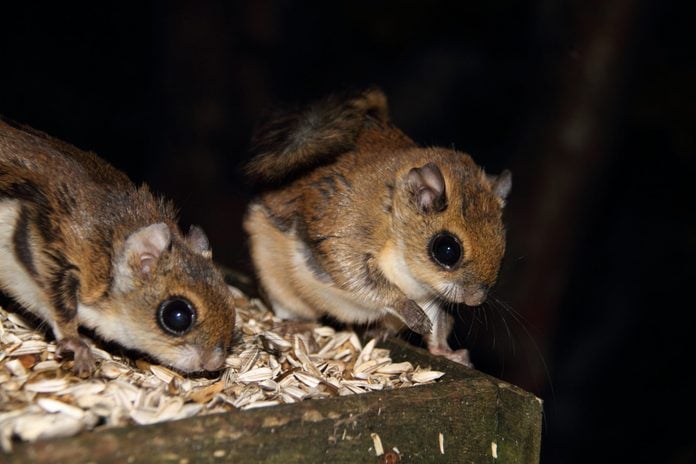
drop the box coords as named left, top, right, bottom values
left=0, top=118, right=236, bottom=376
left=244, top=89, right=511, bottom=366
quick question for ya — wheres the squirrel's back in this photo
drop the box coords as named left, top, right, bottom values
left=0, top=118, right=175, bottom=235
left=0, top=118, right=131, bottom=188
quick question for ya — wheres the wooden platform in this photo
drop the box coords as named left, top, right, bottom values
left=5, top=339, right=541, bottom=463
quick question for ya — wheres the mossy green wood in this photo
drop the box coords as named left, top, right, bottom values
left=6, top=339, right=541, bottom=463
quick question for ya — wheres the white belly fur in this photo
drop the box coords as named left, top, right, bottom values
left=287, top=239, right=389, bottom=324
left=0, top=200, right=62, bottom=337
left=377, top=239, right=433, bottom=302
left=246, top=205, right=388, bottom=325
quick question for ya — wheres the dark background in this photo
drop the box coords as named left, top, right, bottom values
left=1, top=1, right=693, bottom=462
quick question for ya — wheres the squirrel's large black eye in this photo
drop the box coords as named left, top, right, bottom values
left=429, top=232, right=463, bottom=269
left=157, top=297, right=196, bottom=336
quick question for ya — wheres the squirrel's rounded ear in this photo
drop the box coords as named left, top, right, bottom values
left=123, top=223, right=171, bottom=280
left=488, top=170, right=512, bottom=206
left=406, top=162, right=447, bottom=214
left=187, top=225, right=212, bottom=259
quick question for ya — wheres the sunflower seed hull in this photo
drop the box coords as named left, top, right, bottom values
left=0, top=289, right=446, bottom=450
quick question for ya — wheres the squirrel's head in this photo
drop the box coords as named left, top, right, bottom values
left=389, top=150, right=511, bottom=306
left=89, top=223, right=236, bottom=373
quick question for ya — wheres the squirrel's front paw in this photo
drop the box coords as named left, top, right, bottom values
left=56, top=336, right=95, bottom=377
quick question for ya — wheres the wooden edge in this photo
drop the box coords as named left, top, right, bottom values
left=385, top=338, right=543, bottom=462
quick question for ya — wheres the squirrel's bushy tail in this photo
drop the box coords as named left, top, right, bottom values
left=245, top=88, right=389, bottom=187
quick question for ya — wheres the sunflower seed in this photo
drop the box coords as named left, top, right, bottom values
left=0, top=290, right=447, bottom=448
left=294, top=372, right=321, bottom=389
left=150, top=365, right=180, bottom=384
left=371, top=432, right=384, bottom=456
left=239, top=346, right=260, bottom=373
left=9, top=340, right=47, bottom=356
left=99, top=361, right=129, bottom=379
left=58, top=382, right=106, bottom=397
left=376, top=361, right=414, bottom=374
left=4, top=358, right=27, bottom=377
left=237, top=367, right=273, bottom=383
left=412, top=370, right=445, bottom=383
left=37, top=398, right=85, bottom=420
left=25, top=378, right=69, bottom=393
left=261, top=331, right=292, bottom=352
left=313, top=326, right=335, bottom=338
left=357, top=338, right=377, bottom=363
left=188, top=382, right=225, bottom=404
left=7, top=313, right=31, bottom=329
left=11, top=411, right=87, bottom=443
left=282, top=385, right=307, bottom=400
left=353, top=359, right=391, bottom=379
left=257, top=379, right=279, bottom=392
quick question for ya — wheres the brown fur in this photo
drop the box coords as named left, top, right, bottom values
left=0, top=118, right=235, bottom=375
left=244, top=89, right=511, bottom=365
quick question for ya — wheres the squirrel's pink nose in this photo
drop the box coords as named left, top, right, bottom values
left=463, top=284, right=489, bottom=306
left=202, top=345, right=226, bottom=371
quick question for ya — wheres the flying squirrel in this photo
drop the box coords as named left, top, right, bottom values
left=244, top=89, right=511, bottom=366
left=0, top=118, right=236, bottom=375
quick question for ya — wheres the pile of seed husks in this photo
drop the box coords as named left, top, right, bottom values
left=0, top=288, right=444, bottom=452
